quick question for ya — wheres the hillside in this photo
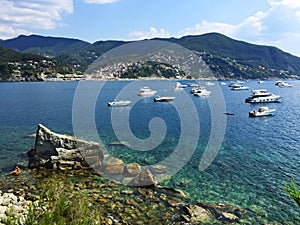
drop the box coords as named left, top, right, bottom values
left=172, top=33, right=300, bottom=79
left=0, top=46, right=74, bottom=81
left=1, top=33, right=300, bottom=79
left=0, top=35, right=90, bottom=57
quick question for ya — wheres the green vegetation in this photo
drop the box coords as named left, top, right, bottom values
left=2, top=179, right=102, bottom=225
left=285, top=179, right=300, bottom=208
left=120, top=61, right=184, bottom=79
left=0, top=46, right=74, bottom=81
left=1, top=32, right=300, bottom=79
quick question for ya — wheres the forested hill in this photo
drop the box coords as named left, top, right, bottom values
left=1, top=33, right=300, bottom=79
left=0, top=34, right=90, bottom=56
left=0, top=46, right=74, bottom=81
left=172, top=33, right=300, bottom=79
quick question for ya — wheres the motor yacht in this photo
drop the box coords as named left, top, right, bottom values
left=194, top=89, right=211, bottom=97
left=249, top=106, right=276, bottom=117
left=108, top=100, right=131, bottom=107
left=245, top=89, right=281, bottom=103
left=137, top=87, right=157, bottom=96
left=231, top=85, right=249, bottom=91
left=154, top=96, right=175, bottom=102
left=277, top=81, right=292, bottom=88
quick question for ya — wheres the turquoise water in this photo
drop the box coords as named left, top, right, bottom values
left=0, top=80, right=299, bottom=223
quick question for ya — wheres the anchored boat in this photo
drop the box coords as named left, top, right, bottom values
left=108, top=100, right=131, bottom=107
left=249, top=106, right=276, bottom=117
left=245, top=89, right=281, bottom=103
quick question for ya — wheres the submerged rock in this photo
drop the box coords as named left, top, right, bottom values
left=128, top=169, right=156, bottom=187
left=221, top=212, right=238, bottom=222
left=149, top=165, right=167, bottom=174
left=182, top=204, right=212, bottom=223
left=104, top=157, right=124, bottom=174
left=27, top=124, right=104, bottom=170
left=124, top=163, right=141, bottom=177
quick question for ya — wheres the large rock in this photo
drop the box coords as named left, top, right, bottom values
left=124, top=163, right=141, bottom=177
left=128, top=169, right=156, bottom=187
left=104, top=157, right=124, bottom=174
left=149, top=165, right=167, bottom=174
left=182, top=204, right=212, bottom=224
left=27, top=124, right=103, bottom=170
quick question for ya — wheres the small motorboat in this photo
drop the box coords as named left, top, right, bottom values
left=205, top=81, right=215, bottom=86
left=190, top=86, right=206, bottom=94
left=249, top=106, right=276, bottom=117
left=278, top=81, right=292, bottom=88
left=188, top=83, right=199, bottom=87
left=137, top=87, right=157, bottom=96
left=194, top=89, right=211, bottom=97
left=175, top=82, right=187, bottom=88
left=154, top=96, right=175, bottom=102
left=108, top=100, right=131, bottom=107
left=224, top=112, right=235, bottom=116
left=174, top=82, right=186, bottom=91
left=231, top=85, right=249, bottom=91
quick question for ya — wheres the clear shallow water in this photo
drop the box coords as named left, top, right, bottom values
left=0, top=80, right=300, bottom=223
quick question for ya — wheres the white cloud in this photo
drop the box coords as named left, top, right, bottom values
left=0, top=0, right=73, bottom=40
left=177, top=0, right=300, bottom=56
left=269, top=0, right=300, bottom=9
left=129, top=27, right=171, bottom=40
left=178, top=21, right=238, bottom=38
left=84, top=0, right=119, bottom=4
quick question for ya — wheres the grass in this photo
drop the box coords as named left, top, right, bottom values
left=1, top=179, right=102, bottom=225
left=285, top=179, right=300, bottom=208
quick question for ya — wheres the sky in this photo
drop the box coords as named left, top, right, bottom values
left=1, top=0, right=300, bottom=56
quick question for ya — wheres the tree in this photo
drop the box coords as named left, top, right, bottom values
left=0, top=63, right=11, bottom=80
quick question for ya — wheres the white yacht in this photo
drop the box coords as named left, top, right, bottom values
left=205, top=81, right=215, bottom=86
left=154, top=96, right=175, bottom=102
left=194, top=89, right=211, bottom=97
left=277, top=81, right=293, bottom=88
left=249, top=106, right=276, bottom=117
left=137, top=87, right=157, bottom=96
left=231, top=85, right=249, bottom=91
left=190, top=86, right=207, bottom=94
left=228, top=82, right=241, bottom=88
left=188, top=83, right=199, bottom=87
left=245, top=89, right=281, bottom=103
left=176, top=82, right=187, bottom=88
left=108, top=100, right=131, bottom=107
left=173, top=82, right=185, bottom=91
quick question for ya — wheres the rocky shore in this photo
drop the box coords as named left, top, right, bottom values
left=0, top=124, right=256, bottom=224
left=0, top=169, right=252, bottom=224
left=0, top=190, right=30, bottom=224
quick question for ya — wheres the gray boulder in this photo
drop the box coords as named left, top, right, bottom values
left=27, top=124, right=103, bottom=170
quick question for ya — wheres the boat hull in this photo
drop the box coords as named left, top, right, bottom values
left=108, top=101, right=131, bottom=107
left=249, top=111, right=274, bottom=117
left=249, top=109, right=276, bottom=117
left=245, top=96, right=281, bottom=103
left=154, top=97, right=175, bottom=102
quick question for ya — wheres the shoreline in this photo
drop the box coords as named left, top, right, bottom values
left=1, top=77, right=299, bottom=83
left=0, top=169, right=252, bottom=224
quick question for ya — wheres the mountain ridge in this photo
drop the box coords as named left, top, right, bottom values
left=0, top=33, right=300, bottom=79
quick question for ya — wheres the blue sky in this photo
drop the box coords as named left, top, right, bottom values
left=1, top=0, right=300, bottom=56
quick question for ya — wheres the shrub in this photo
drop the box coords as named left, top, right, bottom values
left=285, top=179, right=300, bottom=208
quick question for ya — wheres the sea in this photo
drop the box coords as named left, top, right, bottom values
left=0, top=80, right=299, bottom=223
